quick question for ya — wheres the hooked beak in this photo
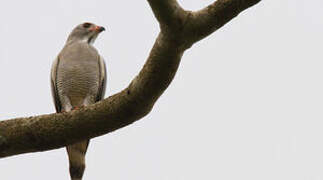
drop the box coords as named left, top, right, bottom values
left=90, top=26, right=105, bottom=33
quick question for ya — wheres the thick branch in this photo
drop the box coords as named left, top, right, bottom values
left=147, top=0, right=187, bottom=30
left=0, top=0, right=261, bottom=158
left=183, top=0, right=262, bottom=45
left=0, top=33, right=183, bottom=158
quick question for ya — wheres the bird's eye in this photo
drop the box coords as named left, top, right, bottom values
left=83, top=22, right=92, bottom=28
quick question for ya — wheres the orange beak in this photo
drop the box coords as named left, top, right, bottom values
left=90, top=26, right=105, bottom=33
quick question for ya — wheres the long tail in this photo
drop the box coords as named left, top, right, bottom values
left=66, top=140, right=90, bottom=180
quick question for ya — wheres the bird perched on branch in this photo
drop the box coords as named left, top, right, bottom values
left=50, top=22, right=107, bottom=180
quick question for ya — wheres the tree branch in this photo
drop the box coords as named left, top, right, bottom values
left=147, top=0, right=187, bottom=30
left=182, top=0, right=261, bottom=46
left=0, top=0, right=261, bottom=158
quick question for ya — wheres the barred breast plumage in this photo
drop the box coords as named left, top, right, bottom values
left=57, top=43, right=100, bottom=107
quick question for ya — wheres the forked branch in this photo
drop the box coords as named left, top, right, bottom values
left=0, top=0, right=261, bottom=158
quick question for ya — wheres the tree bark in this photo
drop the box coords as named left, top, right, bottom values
left=0, top=0, right=261, bottom=158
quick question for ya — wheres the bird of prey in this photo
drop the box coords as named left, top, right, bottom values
left=50, top=22, right=106, bottom=180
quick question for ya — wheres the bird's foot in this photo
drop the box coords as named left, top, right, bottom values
left=72, top=106, right=84, bottom=111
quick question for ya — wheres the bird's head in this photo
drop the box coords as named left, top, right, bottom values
left=67, top=22, right=105, bottom=44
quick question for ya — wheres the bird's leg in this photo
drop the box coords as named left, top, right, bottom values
left=82, top=95, right=94, bottom=107
left=60, top=95, right=73, bottom=112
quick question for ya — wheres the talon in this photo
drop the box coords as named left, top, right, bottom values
left=72, top=107, right=79, bottom=110
left=72, top=106, right=84, bottom=111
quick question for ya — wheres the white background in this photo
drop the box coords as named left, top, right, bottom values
left=1, top=0, right=323, bottom=179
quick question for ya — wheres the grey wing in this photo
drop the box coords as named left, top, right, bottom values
left=50, top=56, right=62, bottom=112
left=96, top=55, right=107, bottom=102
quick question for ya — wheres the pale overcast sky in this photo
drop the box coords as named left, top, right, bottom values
left=1, top=0, right=323, bottom=180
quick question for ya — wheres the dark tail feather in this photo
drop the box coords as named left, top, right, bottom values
left=66, top=140, right=90, bottom=180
